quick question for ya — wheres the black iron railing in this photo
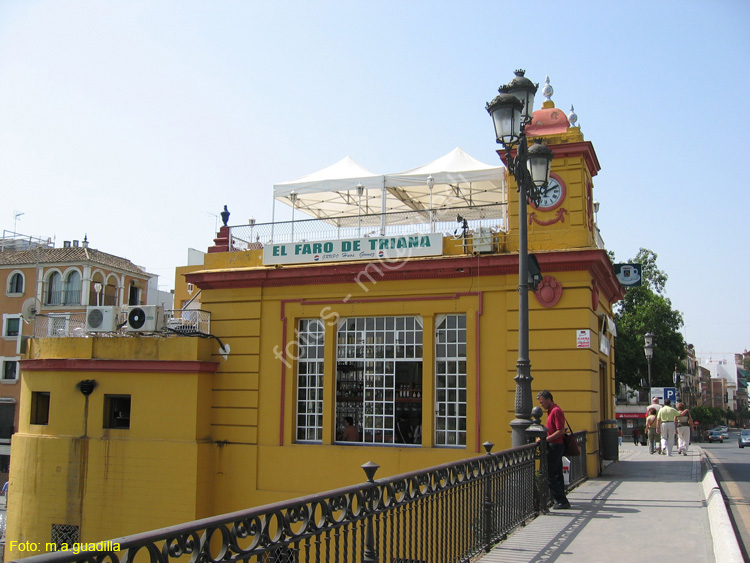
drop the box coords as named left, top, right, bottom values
left=567, top=431, right=588, bottom=489
left=11, top=438, right=589, bottom=563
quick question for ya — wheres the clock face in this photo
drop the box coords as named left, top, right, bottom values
left=535, top=177, right=566, bottom=210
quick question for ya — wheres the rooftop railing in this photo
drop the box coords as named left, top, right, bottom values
left=12, top=434, right=588, bottom=563
left=32, top=309, right=211, bottom=338
left=229, top=204, right=507, bottom=249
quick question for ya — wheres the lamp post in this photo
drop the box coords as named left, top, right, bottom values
left=644, top=332, right=654, bottom=399
left=486, top=70, right=554, bottom=447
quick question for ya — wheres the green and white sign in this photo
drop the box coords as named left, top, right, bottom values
left=263, top=233, right=443, bottom=265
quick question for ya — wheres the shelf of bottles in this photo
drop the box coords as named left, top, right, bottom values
left=335, top=317, right=424, bottom=445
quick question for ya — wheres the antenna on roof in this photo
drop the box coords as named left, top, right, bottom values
left=13, top=210, right=24, bottom=236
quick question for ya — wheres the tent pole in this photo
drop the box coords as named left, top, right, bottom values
left=271, top=197, right=276, bottom=243
left=380, top=181, right=386, bottom=236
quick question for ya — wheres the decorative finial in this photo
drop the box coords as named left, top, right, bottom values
left=220, top=205, right=230, bottom=227
left=568, top=104, right=578, bottom=127
left=542, top=75, right=553, bottom=101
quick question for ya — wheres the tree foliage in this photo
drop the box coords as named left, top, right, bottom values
left=613, top=249, right=686, bottom=390
left=690, top=405, right=725, bottom=430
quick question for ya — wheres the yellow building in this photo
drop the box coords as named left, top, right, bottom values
left=8, top=91, right=623, bottom=557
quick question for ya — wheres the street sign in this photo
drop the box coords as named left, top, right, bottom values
left=651, top=387, right=676, bottom=404
left=651, top=387, right=664, bottom=403
left=664, top=387, right=676, bottom=403
left=614, top=263, right=642, bottom=287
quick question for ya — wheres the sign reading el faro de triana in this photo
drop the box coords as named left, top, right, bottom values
left=263, top=233, right=443, bottom=265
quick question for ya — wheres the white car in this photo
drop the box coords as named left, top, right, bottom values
left=709, top=426, right=730, bottom=440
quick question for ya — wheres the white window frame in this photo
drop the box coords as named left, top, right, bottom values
left=435, top=314, right=467, bottom=447
left=63, top=268, right=83, bottom=306
left=295, top=319, right=325, bottom=443
left=335, top=316, right=423, bottom=446
left=45, top=269, right=63, bottom=305
left=2, top=314, right=22, bottom=340
left=6, top=270, right=25, bottom=296
left=1, top=357, right=20, bottom=383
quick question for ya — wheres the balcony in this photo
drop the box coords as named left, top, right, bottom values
left=32, top=309, right=211, bottom=338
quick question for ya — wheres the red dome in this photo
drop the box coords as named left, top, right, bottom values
left=525, top=106, right=569, bottom=136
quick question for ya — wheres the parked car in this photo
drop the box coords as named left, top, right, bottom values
left=739, top=429, right=750, bottom=449
left=707, top=430, right=724, bottom=443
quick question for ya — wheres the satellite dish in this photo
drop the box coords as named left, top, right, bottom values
left=21, top=297, right=41, bottom=323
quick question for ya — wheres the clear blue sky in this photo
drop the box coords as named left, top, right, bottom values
left=1, top=1, right=748, bottom=362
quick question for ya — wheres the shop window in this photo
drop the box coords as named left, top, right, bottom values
left=335, top=316, right=423, bottom=445
left=31, top=392, right=50, bottom=425
left=435, top=314, right=467, bottom=447
left=295, top=319, right=325, bottom=442
left=2, top=360, right=18, bottom=381
left=104, top=395, right=131, bottom=429
left=7, top=272, right=24, bottom=295
left=3, top=316, right=20, bottom=338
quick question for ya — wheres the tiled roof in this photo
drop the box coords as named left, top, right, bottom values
left=0, top=246, right=150, bottom=277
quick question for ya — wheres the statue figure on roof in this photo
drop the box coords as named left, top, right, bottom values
left=220, top=205, right=230, bottom=227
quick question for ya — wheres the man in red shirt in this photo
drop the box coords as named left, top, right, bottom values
left=537, top=389, right=571, bottom=509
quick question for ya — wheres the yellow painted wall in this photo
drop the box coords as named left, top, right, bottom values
left=6, top=338, right=216, bottom=559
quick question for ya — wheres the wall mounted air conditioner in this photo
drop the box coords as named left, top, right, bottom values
left=86, top=306, right=121, bottom=332
left=125, top=305, right=165, bottom=332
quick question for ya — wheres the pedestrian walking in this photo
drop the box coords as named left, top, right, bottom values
left=657, top=399, right=679, bottom=456
left=536, top=389, right=570, bottom=510
left=676, top=402, right=692, bottom=456
left=645, top=407, right=660, bottom=454
left=632, top=427, right=640, bottom=445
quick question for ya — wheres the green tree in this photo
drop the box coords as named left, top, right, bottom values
left=691, top=405, right=723, bottom=430
left=613, top=249, right=686, bottom=391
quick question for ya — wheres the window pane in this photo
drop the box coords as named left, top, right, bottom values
left=296, top=319, right=325, bottom=442
left=435, top=314, right=467, bottom=448
left=336, top=316, right=423, bottom=445
left=5, top=318, right=20, bottom=337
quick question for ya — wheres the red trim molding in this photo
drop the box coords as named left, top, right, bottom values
left=187, top=249, right=624, bottom=303
left=498, top=141, right=601, bottom=178
left=21, top=359, right=219, bottom=373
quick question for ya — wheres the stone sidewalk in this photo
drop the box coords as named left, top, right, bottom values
left=479, top=445, right=743, bottom=562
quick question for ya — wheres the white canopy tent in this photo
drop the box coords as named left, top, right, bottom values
left=272, top=147, right=507, bottom=230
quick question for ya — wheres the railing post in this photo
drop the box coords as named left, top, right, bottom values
left=526, top=406, right=549, bottom=513
left=361, top=461, right=380, bottom=563
left=482, top=441, right=494, bottom=553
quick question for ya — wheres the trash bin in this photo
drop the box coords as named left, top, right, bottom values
left=599, top=419, right=619, bottom=461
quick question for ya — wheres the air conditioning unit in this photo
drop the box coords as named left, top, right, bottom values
left=125, top=305, right=165, bottom=332
left=472, top=227, right=496, bottom=253
left=86, top=306, right=121, bottom=332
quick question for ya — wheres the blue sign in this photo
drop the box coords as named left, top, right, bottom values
left=664, top=387, right=676, bottom=403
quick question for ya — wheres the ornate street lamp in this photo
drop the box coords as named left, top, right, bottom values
left=644, top=332, right=655, bottom=397
left=486, top=70, right=553, bottom=447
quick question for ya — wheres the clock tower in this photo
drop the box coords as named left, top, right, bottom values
left=502, top=77, right=601, bottom=253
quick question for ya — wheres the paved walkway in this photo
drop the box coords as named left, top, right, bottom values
left=480, top=445, right=743, bottom=563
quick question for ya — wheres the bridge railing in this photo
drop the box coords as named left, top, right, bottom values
left=12, top=435, right=587, bottom=563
